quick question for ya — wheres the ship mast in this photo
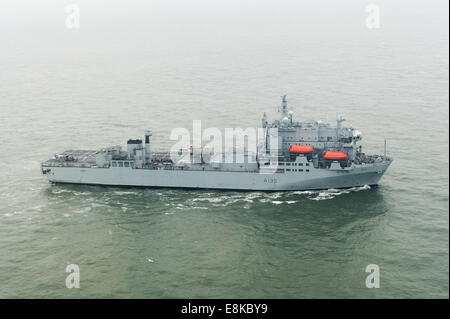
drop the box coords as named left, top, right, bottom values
left=281, top=95, right=288, bottom=119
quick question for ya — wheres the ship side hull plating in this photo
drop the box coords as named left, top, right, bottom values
left=43, top=161, right=391, bottom=191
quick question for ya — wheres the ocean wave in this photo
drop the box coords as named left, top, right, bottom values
left=308, top=185, right=371, bottom=201
left=113, top=191, right=138, bottom=196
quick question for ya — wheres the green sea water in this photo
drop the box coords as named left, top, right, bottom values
left=0, top=0, right=448, bottom=298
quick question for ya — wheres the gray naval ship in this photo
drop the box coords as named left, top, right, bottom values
left=41, top=96, right=392, bottom=191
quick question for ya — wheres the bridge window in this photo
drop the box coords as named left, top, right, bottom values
left=306, top=169, right=310, bottom=172
left=119, top=162, right=123, bottom=167
left=299, top=169, right=303, bottom=172
left=124, top=162, right=130, bottom=167
left=112, top=162, right=117, bottom=167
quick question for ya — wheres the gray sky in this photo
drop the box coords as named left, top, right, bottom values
left=1, top=0, right=448, bottom=47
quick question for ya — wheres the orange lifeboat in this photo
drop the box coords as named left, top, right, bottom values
left=290, top=145, right=314, bottom=154
left=323, top=151, right=348, bottom=161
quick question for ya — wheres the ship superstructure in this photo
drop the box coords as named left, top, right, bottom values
left=41, top=96, right=392, bottom=191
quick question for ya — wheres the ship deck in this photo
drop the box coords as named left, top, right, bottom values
left=42, top=150, right=97, bottom=167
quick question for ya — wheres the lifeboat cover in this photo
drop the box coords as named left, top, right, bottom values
left=290, top=145, right=314, bottom=154
left=323, top=151, right=349, bottom=160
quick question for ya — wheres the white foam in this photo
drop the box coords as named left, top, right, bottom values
left=308, top=185, right=371, bottom=201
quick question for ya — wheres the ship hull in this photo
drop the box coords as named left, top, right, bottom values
left=42, top=161, right=391, bottom=191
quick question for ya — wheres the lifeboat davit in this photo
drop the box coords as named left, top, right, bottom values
left=323, top=151, right=348, bottom=161
left=290, top=145, right=314, bottom=154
